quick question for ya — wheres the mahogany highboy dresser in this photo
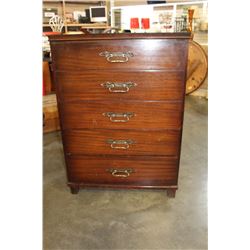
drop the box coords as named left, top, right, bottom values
left=49, top=33, right=190, bottom=197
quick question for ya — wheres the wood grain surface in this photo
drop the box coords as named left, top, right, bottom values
left=55, top=70, right=185, bottom=101
left=51, top=39, right=188, bottom=71
left=63, top=129, right=180, bottom=156
left=66, top=155, right=178, bottom=186
left=49, top=33, right=190, bottom=196
left=60, top=101, right=183, bottom=130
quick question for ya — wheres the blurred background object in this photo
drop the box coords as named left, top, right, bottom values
left=49, top=15, right=64, bottom=32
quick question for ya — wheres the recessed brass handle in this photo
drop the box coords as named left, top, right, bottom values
left=101, top=82, right=137, bottom=93
left=106, top=139, right=135, bottom=149
left=103, top=112, right=135, bottom=123
left=106, top=168, right=134, bottom=178
left=99, top=51, right=134, bottom=63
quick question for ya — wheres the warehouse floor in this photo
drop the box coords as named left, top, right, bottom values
left=43, top=95, right=208, bottom=250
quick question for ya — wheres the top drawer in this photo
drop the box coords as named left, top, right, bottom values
left=50, top=39, right=188, bottom=71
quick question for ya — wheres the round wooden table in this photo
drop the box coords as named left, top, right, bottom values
left=186, top=40, right=208, bottom=94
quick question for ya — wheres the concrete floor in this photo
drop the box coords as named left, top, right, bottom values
left=43, top=95, right=208, bottom=250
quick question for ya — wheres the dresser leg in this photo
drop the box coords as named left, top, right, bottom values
left=70, top=186, right=80, bottom=194
left=166, top=188, right=177, bottom=198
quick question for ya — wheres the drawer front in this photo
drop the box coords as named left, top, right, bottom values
left=66, top=155, right=178, bottom=186
left=56, top=71, right=185, bottom=101
left=51, top=39, right=188, bottom=71
left=63, top=129, right=180, bottom=156
left=60, top=101, right=183, bottom=130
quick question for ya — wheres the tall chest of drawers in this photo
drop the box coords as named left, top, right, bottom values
left=49, top=33, right=190, bottom=197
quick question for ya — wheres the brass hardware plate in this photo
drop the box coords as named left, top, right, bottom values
left=99, top=51, right=134, bottom=63
left=101, top=82, right=137, bottom=93
left=106, top=139, right=135, bottom=149
left=106, top=168, right=134, bottom=178
left=103, top=112, right=135, bottom=122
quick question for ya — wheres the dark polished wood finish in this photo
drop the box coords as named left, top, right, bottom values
left=60, top=101, right=183, bottom=130
left=61, top=129, right=181, bottom=156
left=67, top=155, right=178, bottom=185
left=49, top=33, right=191, bottom=41
left=51, top=39, right=188, bottom=71
left=56, top=71, right=186, bottom=101
left=63, top=129, right=181, bottom=156
left=49, top=33, right=191, bottom=198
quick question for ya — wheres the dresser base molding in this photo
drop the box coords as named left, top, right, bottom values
left=68, top=182, right=178, bottom=198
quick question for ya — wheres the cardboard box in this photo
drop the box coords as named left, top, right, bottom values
left=43, top=94, right=60, bottom=133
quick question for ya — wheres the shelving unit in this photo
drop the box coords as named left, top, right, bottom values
left=43, top=0, right=110, bottom=33
left=43, top=23, right=109, bottom=28
left=110, top=0, right=208, bottom=42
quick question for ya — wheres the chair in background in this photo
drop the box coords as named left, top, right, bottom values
left=49, top=15, right=64, bottom=33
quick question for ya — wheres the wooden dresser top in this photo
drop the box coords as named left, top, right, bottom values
left=49, top=32, right=191, bottom=42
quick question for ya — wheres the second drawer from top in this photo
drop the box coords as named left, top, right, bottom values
left=55, top=71, right=185, bottom=102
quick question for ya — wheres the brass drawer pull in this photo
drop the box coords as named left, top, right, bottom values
left=106, top=168, right=134, bottom=178
left=101, top=82, right=137, bottom=93
left=99, top=51, right=134, bottom=63
left=103, top=112, right=135, bottom=123
left=107, top=139, right=135, bottom=149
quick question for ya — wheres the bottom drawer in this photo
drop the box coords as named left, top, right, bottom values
left=66, top=156, right=178, bottom=186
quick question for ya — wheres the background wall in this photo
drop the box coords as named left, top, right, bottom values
left=113, top=0, right=207, bottom=7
